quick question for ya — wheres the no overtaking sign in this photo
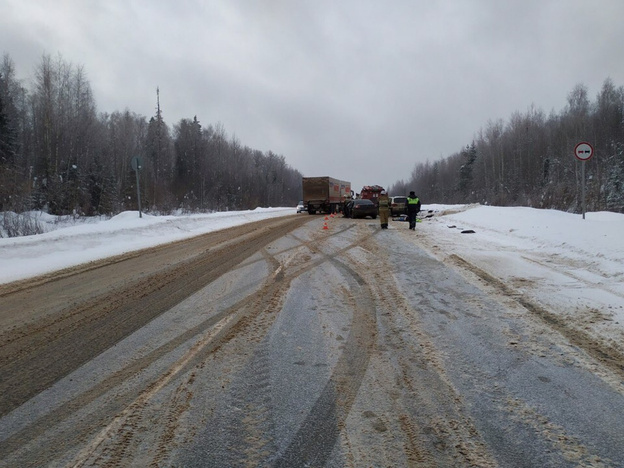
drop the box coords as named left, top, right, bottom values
left=574, top=142, right=594, bottom=161
left=574, top=141, right=594, bottom=220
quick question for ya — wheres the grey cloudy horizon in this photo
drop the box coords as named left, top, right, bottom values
left=2, top=0, right=624, bottom=194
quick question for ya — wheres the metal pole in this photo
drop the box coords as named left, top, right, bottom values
left=581, top=160, right=586, bottom=220
left=135, top=167, right=142, bottom=218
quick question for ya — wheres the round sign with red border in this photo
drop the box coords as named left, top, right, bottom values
left=574, top=142, right=594, bottom=161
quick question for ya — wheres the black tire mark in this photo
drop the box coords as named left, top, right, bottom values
left=272, top=257, right=377, bottom=467
left=176, top=222, right=380, bottom=467
left=178, top=340, right=278, bottom=468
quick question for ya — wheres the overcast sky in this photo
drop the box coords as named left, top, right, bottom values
left=2, top=0, right=624, bottom=194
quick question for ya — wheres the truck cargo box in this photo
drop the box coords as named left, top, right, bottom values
left=302, top=176, right=351, bottom=214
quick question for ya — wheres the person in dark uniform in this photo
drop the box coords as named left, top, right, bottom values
left=406, top=191, right=421, bottom=230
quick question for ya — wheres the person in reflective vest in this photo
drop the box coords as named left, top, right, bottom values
left=406, top=191, right=421, bottom=230
left=378, top=190, right=390, bottom=229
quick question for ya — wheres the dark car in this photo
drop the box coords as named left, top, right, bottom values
left=390, top=196, right=408, bottom=216
left=349, top=199, right=377, bottom=219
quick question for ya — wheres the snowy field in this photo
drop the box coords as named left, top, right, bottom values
left=1, top=204, right=623, bottom=351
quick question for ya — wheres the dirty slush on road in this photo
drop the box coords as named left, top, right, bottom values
left=1, top=214, right=623, bottom=467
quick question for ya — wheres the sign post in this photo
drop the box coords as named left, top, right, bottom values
left=574, top=142, right=594, bottom=220
left=131, top=156, right=143, bottom=218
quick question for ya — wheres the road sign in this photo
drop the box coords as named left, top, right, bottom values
left=131, top=156, right=142, bottom=171
left=574, top=142, right=594, bottom=161
left=574, top=142, right=594, bottom=220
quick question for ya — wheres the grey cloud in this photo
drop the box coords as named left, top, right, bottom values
left=2, top=0, right=624, bottom=193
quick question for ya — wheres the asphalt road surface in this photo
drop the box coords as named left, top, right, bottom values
left=1, top=214, right=623, bottom=467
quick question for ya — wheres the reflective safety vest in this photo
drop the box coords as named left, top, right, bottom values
left=407, top=197, right=420, bottom=204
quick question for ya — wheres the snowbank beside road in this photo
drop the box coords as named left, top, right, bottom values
left=0, top=208, right=294, bottom=284
left=414, top=204, right=624, bottom=370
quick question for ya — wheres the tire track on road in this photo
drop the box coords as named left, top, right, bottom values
left=0, top=216, right=310, bottom=418
left=2, top=217, right=393, bottom=466
left=174, top=220, right=379, bottom=467
left=272, top=234, right=379, bottom=467
left=449, top=253, right=624, bottom=379
left=72, top=219, right=368, bottom=466
left=345, top=229, right=498, bottom=467
left=0, top=217, right=311, bottom=464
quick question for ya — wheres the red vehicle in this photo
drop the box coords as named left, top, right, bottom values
left=359, top=185, right=385, bottom=207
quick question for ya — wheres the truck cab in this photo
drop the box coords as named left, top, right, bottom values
left=359, top=185, right=385, bottom=207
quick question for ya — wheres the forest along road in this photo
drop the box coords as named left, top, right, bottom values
left=1, top=214, right=623, bottom=467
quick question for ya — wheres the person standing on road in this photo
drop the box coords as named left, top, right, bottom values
left=378, top=190, right=390, bottom=229
left=406, top=191, right=421, bottom=230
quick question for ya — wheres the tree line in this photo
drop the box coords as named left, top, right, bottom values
left=3, top=51, right=622, bottom=224
left=390, top=79, right=624, bottom=213
left=0, top=53, right=302, bottom=218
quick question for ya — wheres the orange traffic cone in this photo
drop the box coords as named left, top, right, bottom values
left=323, top=222, right=329, bottom=230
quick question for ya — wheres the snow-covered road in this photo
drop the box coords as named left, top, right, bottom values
left=1, top=210, right=623, bottom=467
